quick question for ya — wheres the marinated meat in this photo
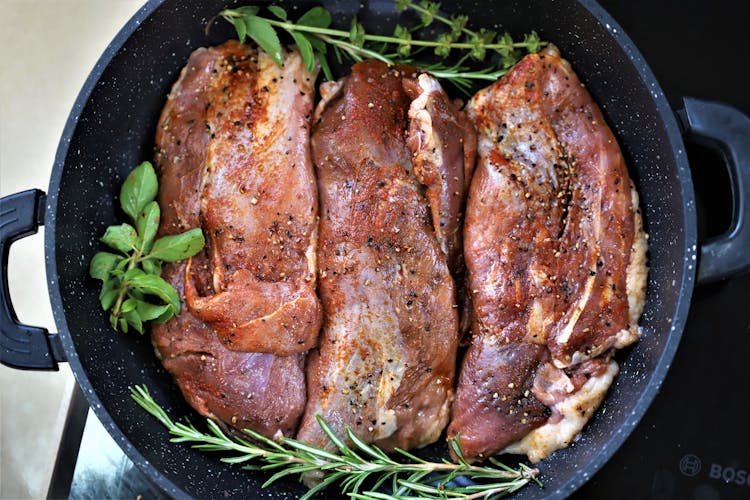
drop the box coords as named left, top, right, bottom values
left=297, top=61, right=470, bottom=452
left=181, top=42, right=322, bottom=356
left=404, top=73, right=477, bottom=274
left=151, top=42, right=314, bottom=439
left=448, top=45, right=647, bottom=462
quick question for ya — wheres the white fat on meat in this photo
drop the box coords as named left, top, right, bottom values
left=502, top=359, right=619, bottom=463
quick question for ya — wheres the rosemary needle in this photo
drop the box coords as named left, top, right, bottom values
left=130, top=385, right=541, bottom=499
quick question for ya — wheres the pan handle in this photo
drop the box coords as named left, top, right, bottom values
left=0, top=189, right=65, bottom=370
left=677, top=97, right=750, bottom=285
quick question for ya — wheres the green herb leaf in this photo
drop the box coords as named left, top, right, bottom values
left=90, top=252, right=123, bottom=281
left=127, top=273, right=181, bottom=312
left=305, top=33, right=327, bottom=54
left=120, top=161, right=158, bottom=222
left=267, top=5, right=287, bottom=20
left=121, top=298, right=137, bottom=313
left=136, top=201, right=160, bottom=254
left=233, top=17, right=247, bottom=44
left=150, top=228, right=205, bottom=262
left=119, top=317, right=129, bottom=333
left=123, top=309, right=144, bottom=334
left=418, top=0, right=440, bottom=26
left=395, top=0, right=411, bottom=12
left=290, top=31, right=316, bottom=73
left=524, top=31, right=542, bottom=53
left=349, top=17, right=365, bottom=47
left=142, top=258, right=162, bottom=276
left=130, top=385, right=542, bottom=499
left=296, top=6, right=331, bottom=29
left=234, top=6, right=259, bottom=16
left=393, top=25, right=412, bottom=57
left=153, top=307, right=176, bottom=324
left=134, top=300, right=171, bottom=322
left=244, top=15, right=283, bottom=66
left=99, top=279, right=120, bottom=310
left=101, top=223, right=138, bottom=254
left=317, top=51, right=333, bottom=81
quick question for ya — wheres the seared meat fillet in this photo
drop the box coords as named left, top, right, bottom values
left=448, top=45, right=647, bottom=462
left=180, top=42, right=322, bottom=356
left=297, top=61, right=470, bottom=452
left=153, top=263, right=306, bottom=439
left=151, top=42, right=312, bottom=439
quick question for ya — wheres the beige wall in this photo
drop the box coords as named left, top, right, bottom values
left=0, top=1, right=145, bottom=497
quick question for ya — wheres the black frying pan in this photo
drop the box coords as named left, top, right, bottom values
left=2, top=0, right=750, bottom=498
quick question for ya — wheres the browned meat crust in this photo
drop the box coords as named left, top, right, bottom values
left=151, top=41, right=317, bottom=439
left=448, top=45, right=647, bottom=462
left=178, top=42, right=322, bottom=356
left=297, top=61, right=468, bottom=452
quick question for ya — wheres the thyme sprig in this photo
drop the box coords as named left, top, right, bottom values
left=217, top=1, right=544, bottom=91
left=131, top=385, right=541, bottom=499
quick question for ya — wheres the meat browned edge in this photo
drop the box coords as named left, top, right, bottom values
left=297, top=61, right=475, bottom=454
left=151, top=41, right=320, bottom=439
left=448, top=45, right=648, bottom=463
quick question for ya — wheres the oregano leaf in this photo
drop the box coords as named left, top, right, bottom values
left=90, top=252, right=122, bottom=281
left=137, top=201, right=160, bottom=254
left=120, top=161, right=158, bottom=222
left=101, top=224, right=137, bottom=254
left=290, top=31, right=316, bottom=73
left=297, top=6, right=331, bottom=29
left=233, top=17, right=247, bottom=44
left=267, top=5, right=287, bottom=20
left=150, top=228, right=205, bottom=262
left=244, top=15, right=284, bottom=66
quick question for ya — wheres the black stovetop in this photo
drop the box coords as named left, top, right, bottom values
left=53, top=1, right=750, bottom=499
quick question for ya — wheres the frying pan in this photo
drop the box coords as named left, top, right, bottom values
left=2, top=0, right=749, bottom=498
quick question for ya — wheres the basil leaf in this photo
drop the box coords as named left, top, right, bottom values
left=101, top=223, right=137, bottom=254
left=123, top=309, right=144, bottom=334
left=297, top=6, right=331, bottom=29
left=90, top=252, right=122, bottom=281
left=135, top=300, right=171, bottom=322
left=244, top=15, right=283, bottom=66
left=291, top=32, right=315, bottom=73
left=137, top=201, right=160, bottom=254
left=128, top=273, right=181, bottom=312
left=150, top=228, right=205, bottom=262
left=142, top=258, right=162, bottom=276
left=120, top=161, right=158, bottom=222
left=119, top=317, right=129, bottom=333
left=233, top=17, right=247, bottom=44
left=267, top=5, right=287, bottom=20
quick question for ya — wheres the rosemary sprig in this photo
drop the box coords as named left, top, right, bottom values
left=130, top=385, right=541, bottom=499
left=217, top=1, right=545, bottom=91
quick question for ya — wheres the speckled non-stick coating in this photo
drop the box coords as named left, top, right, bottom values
left=44, top=0, right=696, bottom=498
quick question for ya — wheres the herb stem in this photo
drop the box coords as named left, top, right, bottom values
left=111, top=249, right=141, bottom=321
left=406, top=1, right=473, bottom=38
left=239, top=16, right=534, bottom=51
left=130, top=385, right=541, bottom=499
